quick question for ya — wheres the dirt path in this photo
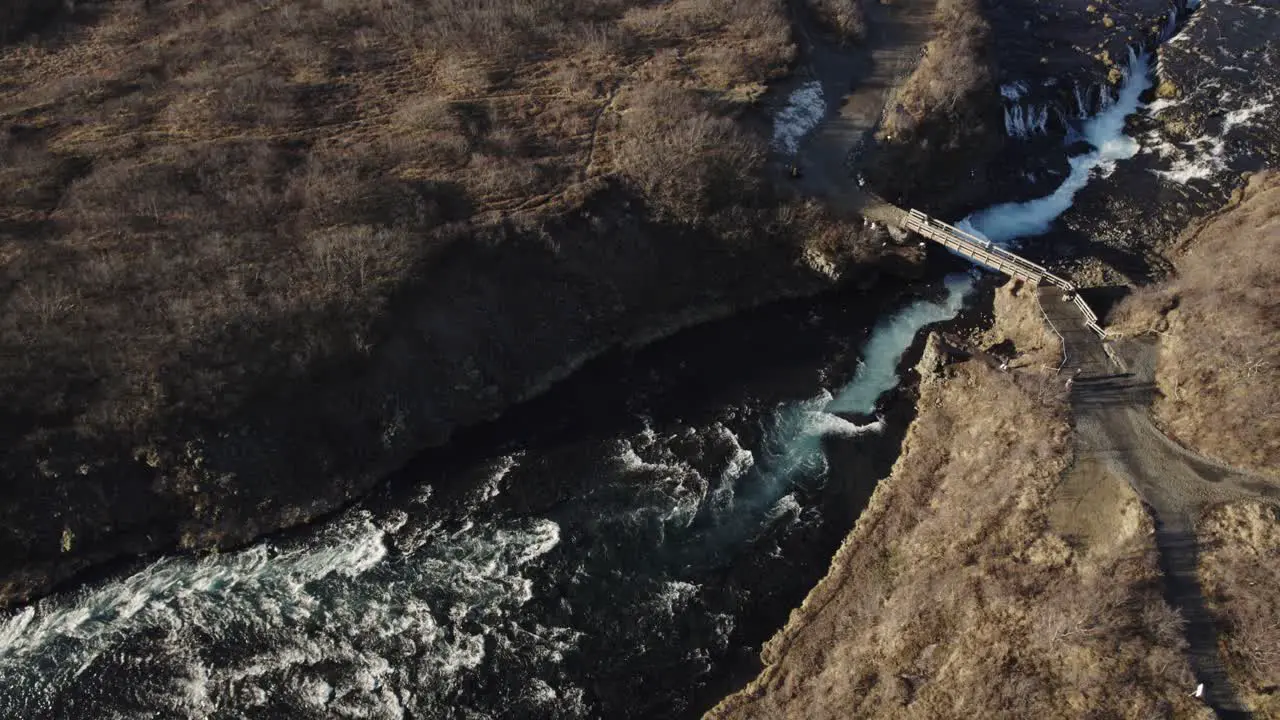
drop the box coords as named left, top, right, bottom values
left=787, top=0, right=933, bottom=223
left=1045, top=288, right=1279, bottom=719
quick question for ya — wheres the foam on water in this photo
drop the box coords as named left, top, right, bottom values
left=1151, top=101, right=1273, bottom=183
left=0, top=273, right=977, bottom=717
left=829, top=273, right=973, bottom=413
left=772, top=81, right=825, bottom=156
left=0, top=507, right=574, bottom=718
left=745, top=272, right=975, bottom=508
left=958, top=48, right=1153, bottom=245
left=651, top=581, right=700, bottom=617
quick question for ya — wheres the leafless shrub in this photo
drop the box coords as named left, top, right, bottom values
left=805, top=0, right=867, bottom=43
left=615, top=84, right=764, bottom=223
left=885, top=0, right=990, bottom=131
left=1115, top=171, right=1280, bottom=474
left=304, top=225, right=414, bottom=297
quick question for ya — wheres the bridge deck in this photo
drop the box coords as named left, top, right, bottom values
left=895, top=207, right=1109, bottom=340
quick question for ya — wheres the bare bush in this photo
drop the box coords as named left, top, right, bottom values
left=615, top=84, right=765, bottom=223
left=1198, top=501, right=1280, bottom=716
left=1115, top=171, right=1280, bottom=475
left=888, top=0, right=990, bottom=130
left=805, top=0, right=867, bottom=44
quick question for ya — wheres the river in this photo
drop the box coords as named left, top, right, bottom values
left=0, top=274, right=976, bottom=719
left=1, top=0, right=1254, bottom=714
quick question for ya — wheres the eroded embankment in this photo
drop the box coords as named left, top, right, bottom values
left=1104, top=170, right=1280, bottom=717
left=0, top=0, right=925, bottom=607
left=708, top=282, right=1207, bottom=720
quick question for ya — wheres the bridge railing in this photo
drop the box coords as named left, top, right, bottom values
left=902, top=209, right=1109, bottom=339
left=904, top=210, right=1074, bottom=287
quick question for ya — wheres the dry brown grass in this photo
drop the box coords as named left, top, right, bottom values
left=710, top=302, right=1204, bottom=718
left=614, top=83, right=766, bottom=223
left=982, top=279, right=1063, bottom=371
left=1197, top=501, right=1280, bottom=717
left=865, top=0, right=999, bottom=215
left=0, top=0, right=800, bottom=448
left=1113, top=171, right=1280, bottom=476
left=883, top=0, right=989, bottom=133
left=804, top=0, right=868, bottom=44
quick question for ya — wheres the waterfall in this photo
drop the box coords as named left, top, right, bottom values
left=1004, top=103, right=1050, bottom=138
left=1000, top=81, right=1029, bottom=101
left=1073, top=83, right=1091, bottom=118
left=1159, top=7, right=1178, bottom=41
left=960, top=47, right=1153, bottom=245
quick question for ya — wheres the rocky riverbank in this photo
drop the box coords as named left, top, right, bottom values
left=1, top=185, right=930, bottom=607
left=0, top=0, right=927, bottom=607
left=708, top=285, right=1207, bottom=719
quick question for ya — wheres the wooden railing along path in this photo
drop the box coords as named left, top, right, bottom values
left=900, top=209, right=1109, bottom=340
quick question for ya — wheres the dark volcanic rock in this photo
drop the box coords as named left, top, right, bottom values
left=1052, top=0, right=1280, bottom=282
left=983, top=0, right=1175, bottom=206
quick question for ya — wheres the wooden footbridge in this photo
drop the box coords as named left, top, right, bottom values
left=898, top=208, right=1109, bottom=339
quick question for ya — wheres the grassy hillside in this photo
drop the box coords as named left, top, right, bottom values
left=0, top=0, right=909, bottom=605
left=1198, top=501, right=1280, bottom=718
left=1115, top=171, right=1280, bottom=475
left=0, top=0, right=802, bottom=445
left=709, top=288, right=1204, bottom=719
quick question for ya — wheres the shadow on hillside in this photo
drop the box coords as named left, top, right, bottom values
left=1, top=1, right=107, bottom=48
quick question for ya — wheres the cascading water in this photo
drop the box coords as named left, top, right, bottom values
left=959, top=47, right=1153, bottom=245
left=0, top=275, right=974, bottom=719
left=1143, top=0, right=1275, bottom=186
left=1000, top=81, right=1029, bottom=101
left=826, top=274, right=972, bottom=414
left=1073, top=83, right=1090, bottom=118
left=772, top=81, right=826, bottom=156
left=746, top=273, right=974, bottom=509
left=1004, top=103, right=1050, bottom=138
left=1159, top=7, right=1179, bottom=41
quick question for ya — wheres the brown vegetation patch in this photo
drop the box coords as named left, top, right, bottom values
left=0, top=0, right=906, bottom=603
left=982, top=279, right=1063, bottom=371
left=0, top=0, right=806, bottom=446
left=1198, top=501, right=1280, bottom=717
left=804, top=0, right=868, bottom=44
left=883, top=0, right=989, bottom=130
left=710, top=326, right=1203, bottom=718
left=1114, top=171, right=1280, bottom=475
left=864, top=0, right=1002, bottom=215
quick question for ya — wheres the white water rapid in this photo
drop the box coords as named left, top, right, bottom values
left=1004, top=103, right=1050, bottom=138
left=959, top=47, right=1153, bottom=245
left=754, top=272, right=975, bottom=490
left=0, top=274, right=975, bottom=718
left=772, top=81, right=826, bottom=156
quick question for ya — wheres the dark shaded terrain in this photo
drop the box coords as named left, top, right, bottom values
left=0, top=0, right=901, bottom=605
